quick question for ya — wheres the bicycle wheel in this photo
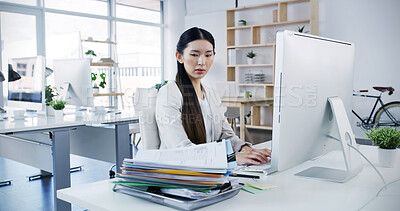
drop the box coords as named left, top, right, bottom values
left=373, top=102, right=400, bottom=128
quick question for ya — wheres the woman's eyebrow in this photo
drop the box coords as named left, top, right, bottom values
left=189, top=50, right=213, bottom=53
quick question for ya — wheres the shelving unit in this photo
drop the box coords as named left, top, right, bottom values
left=80, top=37, right=123, bottom=109
left=226, top=0, right=318, bottom=131
left=90, top=62, right=116, bottom=67
left=93, top=93, right=124, bottom=97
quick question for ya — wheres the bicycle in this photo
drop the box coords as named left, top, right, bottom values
left=352, top=86, right=400, bottom=131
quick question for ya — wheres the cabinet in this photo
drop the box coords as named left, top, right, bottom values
left=80, top=37, right=124, bottom=109
left=225, top=0, right=318, bottom=131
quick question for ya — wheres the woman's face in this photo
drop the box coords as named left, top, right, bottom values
left=176, top=39, right=214, bottom=83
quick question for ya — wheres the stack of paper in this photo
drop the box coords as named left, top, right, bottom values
left=114, top=140, right=236, bottom=199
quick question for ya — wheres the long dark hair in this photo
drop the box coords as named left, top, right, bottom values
left=175, top=27, right=215, bottom=144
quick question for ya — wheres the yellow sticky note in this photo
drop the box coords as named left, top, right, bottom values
left=241, top=185, right=265, bottom=194
left=246, top=181, right=276, bottom=190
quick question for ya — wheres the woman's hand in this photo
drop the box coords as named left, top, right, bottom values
left=235, top=146, right=271, bottom=165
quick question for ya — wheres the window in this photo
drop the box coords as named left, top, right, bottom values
left=45, top=13, right=108, bottom=60
left=0, top=0, right=164, bottom=109
left=45, top=0, right=108, bottom=16
left=0, top=0, right=36, bottom=6
left=116, top=0, right=161, bottom=23
left=117, top=22, right=161, bottom=108
left=0, top=11, right=38, bottom=100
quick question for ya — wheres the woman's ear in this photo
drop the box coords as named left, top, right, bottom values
left=176, top=51, right=183, bottom=64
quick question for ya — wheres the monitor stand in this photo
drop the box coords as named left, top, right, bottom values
left=59, top=82, right=82, bottom=108
left=295, top=97, right=363, bottom=183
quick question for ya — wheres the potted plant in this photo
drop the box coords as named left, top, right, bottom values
left=85, top=50, right=97, bottom=62
left=297, top=25, right=309, bottom=33
left=245, top=111, right=251, bottom=124
left=246, top=50, right=256, bottom=64
left=45, top=85, right=58, bottom=116
left=238, top=19, right=247, bottom=26
left=99, top=73, right=107, bottom=89
left=91, top=73, right=99, bottom=94
left=365, top=127, right=400, bottom=167
left=154, top=80, right=168, bottom=91
left=50, top=100, right=67, bottom=119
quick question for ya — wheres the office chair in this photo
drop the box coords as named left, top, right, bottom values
left=109, top=88, right=160, bottom=179
left=225, top=107, right=254, bottom=144
left=133, top=88, right=161, bottom=150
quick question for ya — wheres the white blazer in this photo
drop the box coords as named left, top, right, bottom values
left=155, top=81, right=246, bottom=152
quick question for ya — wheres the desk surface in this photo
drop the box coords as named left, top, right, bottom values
left=57, top=145, right=400, bottom=211
left=0, top=109, right=138, bottom=134
left=0, top=109, right=139, bottom=211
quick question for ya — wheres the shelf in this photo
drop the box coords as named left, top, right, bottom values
left=227, top=0, right=309, bottom=12
left=238, top=124, right=273, bottom=130
left=238, top=83, right=274, bottom=87
left=227, top=2, right=278, bottom=12
left=227, top=25, right=252, bottom=30
left=227, top=43, right=275, bottom=49
left=93, top=92, right=124, bottom=97
left=228, top=64, right=273, bottom=67
left=90, top=62, right=116, bottom=67
left=81, top=39, right=117, bottom=44
left=227, top=19, right=310, bottom=30
left=226, top=0, right=318, bottom=140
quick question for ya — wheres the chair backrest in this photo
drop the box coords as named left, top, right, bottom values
left=133, top=88, right=160, bottom=150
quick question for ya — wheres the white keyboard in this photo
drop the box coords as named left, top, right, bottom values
left=238, top=163, right=271, bottom=173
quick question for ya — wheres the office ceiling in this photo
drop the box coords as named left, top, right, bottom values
left=116, top=0, right=160, bottom=12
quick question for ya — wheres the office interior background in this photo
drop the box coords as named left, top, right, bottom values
left=0, top=0, right=399, bottom=139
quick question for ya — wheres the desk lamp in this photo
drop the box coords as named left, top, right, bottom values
left=0, top=71, right=4, bottom=82
left=8, top=64, right=21, bottom=82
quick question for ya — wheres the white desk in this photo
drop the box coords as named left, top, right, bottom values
left=57, top=145, right=400, bottom=211
left=0, top=110, right=138, bottom=211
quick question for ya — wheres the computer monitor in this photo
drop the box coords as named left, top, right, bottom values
left=53, top=58, right=93, bottom=108
left=271, top=30, right=362, bottom=182
left=7, top=56, right=46, bottom=111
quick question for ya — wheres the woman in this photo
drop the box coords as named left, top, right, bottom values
left=156, top=27, right=270, bottom=165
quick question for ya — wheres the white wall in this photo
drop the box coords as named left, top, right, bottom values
left=166, top=0, right=400, bottom=138
left=319, top=0, right=400, bottom=138
left=163, top=0, right=186, bottom=81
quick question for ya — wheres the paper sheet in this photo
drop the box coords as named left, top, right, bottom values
left=130, top=141, right=228, bottom=169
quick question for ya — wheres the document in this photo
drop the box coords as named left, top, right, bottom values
left=128, top=141, right=228, bottom=169
left=159, top=188, right=220, bottom=199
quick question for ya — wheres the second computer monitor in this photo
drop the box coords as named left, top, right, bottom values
left=7, top=56, right=46, bottom=111
left=53, top=58, right=93, bottom=108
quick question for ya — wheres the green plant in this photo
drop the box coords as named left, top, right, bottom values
left=245, top=111, right=251, bottom=118
left=244, top=111, right=251, bottom=124
left=297, top=25, right=309, bottom=33
left=49, top=100, right=67, bottom=110
left=99, top=73, right=106, bottom=89
left=154, top=80, right=168, bottom=91
left=91, top=73, right=98, bottom=87
left=238, top=20, right=247, bottom=26
left=85, top=50, right=97, bottom=57
left=45, top=85, right=58, bottom=106
left=246, top=50, right=256, bottom=58
left=365, top=127, right=400, bottom=149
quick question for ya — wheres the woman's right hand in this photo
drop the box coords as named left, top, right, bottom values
left=235, top=148, right=271, bottom=165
